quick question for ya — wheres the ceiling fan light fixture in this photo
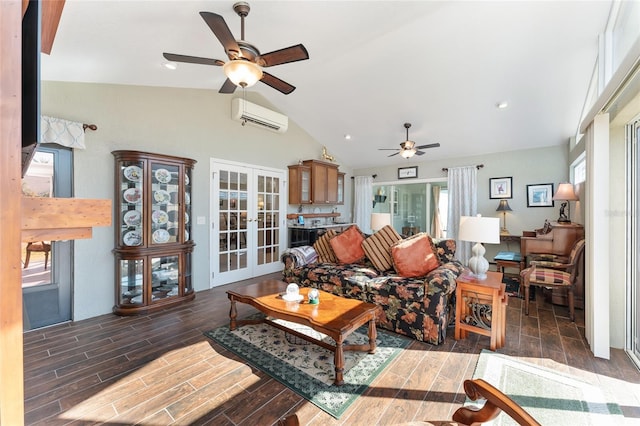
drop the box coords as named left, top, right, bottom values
left=223, top=60, right=263, bottom=88
left=401, top=148, right=416, bottom=159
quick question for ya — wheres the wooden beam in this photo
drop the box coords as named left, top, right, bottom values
left=21, top=197, right=111, bottom=241
left=41, top=0, right=65, bottom=54
left=1, top=1, right=26, bottom=424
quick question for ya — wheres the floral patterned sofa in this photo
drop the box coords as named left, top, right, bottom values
left=282, top=236, right=464, bottom=345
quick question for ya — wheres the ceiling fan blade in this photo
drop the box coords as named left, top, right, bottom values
left=219, top=78, right=237, bottom=94
left=260, top=72, right=296, bottom=94
left=163, top=53, right=225, bottom=66
left=387, top=152, right=399, bottom=157
left=415, top=143, right=441, bottom=149
left=259, top=44, right=309, bottom=67
left=415, top=151, right=426, bottom=156
left=200, top=11, right=241, bottom=59
left=378, top=148, right=399, bottom=151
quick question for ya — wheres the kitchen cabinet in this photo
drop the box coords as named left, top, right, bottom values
left=112, top=150, right=196, bottom=315
left=288, top=160, right=341, bottom=205
left=287, top=164, right=311, bottom=205
left=337, top=172, right=345, bottom=205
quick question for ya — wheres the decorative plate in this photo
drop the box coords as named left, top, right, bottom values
left=123, top=230, right=142, bottom=246
left=155, top=168, right=171, bottom=183
left=123, top=289, right=141, bottom=297
left=123, top=209, right=142, bottom=226
left=123, top=165, right=142, bottom=182
left=153, top=189, right=170, bottom=204
left=131, top=295, right=143, bottom=304
left=185, top=192, right=191, bottom=205
left=123, top=188, right=141, bottom=204
left=185, top=229, right=190, bottom=241
left=185, top=212, right=190, bottom=224
left=152, top=229, right=170, bottom=244
left=185, top=173, right=190, bottom=185
left=152, top=209, right=169, bottom=225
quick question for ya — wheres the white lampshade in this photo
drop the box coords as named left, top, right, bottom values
left=371, top=213, right=391, bottom=232
left=223, top=60, right=263, bottom=88
left=458, top=215, right=501, bottom=244
left=458, top=215, right=500, bottom=280
left=553, top=183, right=579, bottom=201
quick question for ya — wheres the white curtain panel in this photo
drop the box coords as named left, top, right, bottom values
left=354, top=175, right=373, bottom=232
left=447, top=166, right=478, bottom=264
left=431, top=185, right=444, bottom=238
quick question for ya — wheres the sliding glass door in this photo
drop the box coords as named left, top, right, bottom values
left=628, top=118, right=640, bottom=368
left=372, top=181, right=447, bottom=237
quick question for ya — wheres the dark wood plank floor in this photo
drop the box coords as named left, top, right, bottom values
left=23, top=273, right=640, bottom=425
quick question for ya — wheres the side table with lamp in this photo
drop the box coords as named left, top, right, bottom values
left=455, top=215, right=507, bottom=349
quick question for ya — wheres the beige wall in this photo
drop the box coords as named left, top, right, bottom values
left=41, top=81, right=352, bottom=320
left=355, top=145, right=571, bottom=260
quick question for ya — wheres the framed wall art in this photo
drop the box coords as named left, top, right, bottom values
left=398, top=166, right=418, bottom=179
left=526, top=183, right=554, bottom=207
left=489, top=177, right=512, bottom=199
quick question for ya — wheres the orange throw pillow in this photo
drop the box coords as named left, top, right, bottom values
left=391, top=233, right=440, bottom=278
left=330, top=225, right=365, bottom=264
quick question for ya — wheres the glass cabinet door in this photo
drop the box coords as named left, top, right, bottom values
left=300, top=168, right=310, bottom=203
left=119, top=160, right=144, bottom=247
left=150, top=254, right=179, bottom=302
left=150, top=162, right=180, bottom=245
left=118, top=257, right=144, bottom=305
left=184, top=167, right=192, bottom=242
left=184, top=250, right=192, bottom=294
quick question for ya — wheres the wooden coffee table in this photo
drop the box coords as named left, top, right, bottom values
left=226, top=279, right=381, bottom=386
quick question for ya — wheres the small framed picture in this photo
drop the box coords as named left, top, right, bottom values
left=398, top=166, right=418, bottom=179
left=526, top=183, right=555, bottom=207
left=489, top=177, right=512, bottom=199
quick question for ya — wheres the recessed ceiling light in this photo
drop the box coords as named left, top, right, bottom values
left=163, top=62, right=178, bottom=70
left=344, top=134, right=352, bottom=140
left=496, top=101, right=508, bottom=109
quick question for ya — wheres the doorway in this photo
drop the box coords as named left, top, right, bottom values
left=210, top=160, right=286, bottom=286
left=21, top=146, right=73, bottom=330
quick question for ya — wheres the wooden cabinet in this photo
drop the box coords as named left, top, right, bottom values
left=288, top=164, right=311, bottom=205
left=288, top=160, right=341, bottom=205
left=112, top=150, right=196, bottom=315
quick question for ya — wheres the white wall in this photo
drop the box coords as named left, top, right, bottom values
left=354, top=145, right=572, bottom=259
left=41, top=81, right=351, bottom=320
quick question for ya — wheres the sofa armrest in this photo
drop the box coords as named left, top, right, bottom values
left=424, top=260, right=465, bottom=296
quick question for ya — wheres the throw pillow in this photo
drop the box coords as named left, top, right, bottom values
left=313, top=229, right=338, bottom=263
left=330, top=225, right=366, bottom=264
left=361, top=225, right=402, bottom=272
left=391, top=233, right=440, bottom=278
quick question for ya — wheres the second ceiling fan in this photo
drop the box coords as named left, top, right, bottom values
left=379, top=123, right=440, bottom=158
left=163, top=2, right=309, bottom=95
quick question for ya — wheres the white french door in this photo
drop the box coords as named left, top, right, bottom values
left=210, top=159, right=286, bottom=286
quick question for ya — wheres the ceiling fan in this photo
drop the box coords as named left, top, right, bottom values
left=379, top=123, right=440, bottom=159
left=163, top=2, right=309, bottom=95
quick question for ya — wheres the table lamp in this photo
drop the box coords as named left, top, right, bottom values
left=495, top=199, right=512, bottom=236
left=371, top=212, right=391, bottom=232
left=458, top=215, right=500, bottom=280
left=552, top=183, right=578, bottom=223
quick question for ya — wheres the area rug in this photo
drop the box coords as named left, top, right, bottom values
left=472, top=350, right=623, bottom=424
left=204, top=316, right=410, bottom=419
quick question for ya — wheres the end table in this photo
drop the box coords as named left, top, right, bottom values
left=455, top=271, right=507, bottom=350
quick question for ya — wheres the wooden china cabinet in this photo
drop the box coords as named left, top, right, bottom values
left=112, top=150, right=196, bottom=315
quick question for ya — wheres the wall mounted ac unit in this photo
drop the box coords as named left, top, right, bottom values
left=231, top=98, right=288, bottom=133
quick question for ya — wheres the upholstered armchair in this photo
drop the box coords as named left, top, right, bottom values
left=520, top=238, right=585, bottom=321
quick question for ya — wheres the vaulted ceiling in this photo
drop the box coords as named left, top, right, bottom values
left=41, top=1, right=612, bottom=168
